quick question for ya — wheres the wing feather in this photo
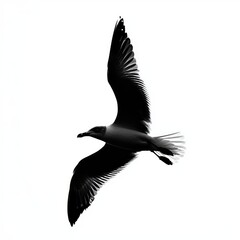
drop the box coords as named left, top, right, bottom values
left=67, top=144, right=135, bottom=225
left=108, top=18, right=150, bottom=133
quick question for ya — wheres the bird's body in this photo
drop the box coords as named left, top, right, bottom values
left=103, top=125, right=151, bottom=151
left=67, top=17, right=185, bottom=226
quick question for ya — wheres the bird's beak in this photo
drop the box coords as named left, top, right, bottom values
left=77, top=132, right=89, bottom=138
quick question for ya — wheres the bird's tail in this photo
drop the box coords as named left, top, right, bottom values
left=151, top=132, right=185, bottom=165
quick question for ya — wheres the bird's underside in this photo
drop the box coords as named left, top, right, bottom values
left=67, top=17, right=185, bottom=226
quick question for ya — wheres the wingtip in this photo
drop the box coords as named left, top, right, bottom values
left=116, top=16, right=124, bottom=25
left=68, top=213, right=78, bottom=227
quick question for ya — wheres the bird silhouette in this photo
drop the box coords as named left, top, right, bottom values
left=67, top=17, right=184, bottom=226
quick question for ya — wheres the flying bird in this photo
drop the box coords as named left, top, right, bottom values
left=68, top=17, right=184, bottom=226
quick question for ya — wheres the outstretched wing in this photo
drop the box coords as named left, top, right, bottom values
left=108, top=18, right=150, bottom=134
left=67, top=144, right=135, bottom=226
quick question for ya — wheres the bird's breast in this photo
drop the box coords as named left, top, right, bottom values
left=103, top=125, right=150, bottom=151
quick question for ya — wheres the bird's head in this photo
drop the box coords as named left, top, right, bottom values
left=77, top=126, right=106, bottom=140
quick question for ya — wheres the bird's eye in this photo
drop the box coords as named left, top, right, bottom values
left=91, top=127, right=102, bottom=133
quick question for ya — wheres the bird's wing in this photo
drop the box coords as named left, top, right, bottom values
left=108, top=18, right=150, bottom=134
left=67, top=144, right=136, bottom=226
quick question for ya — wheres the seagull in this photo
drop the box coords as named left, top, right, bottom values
left=67, top=17, right=184, bottom=226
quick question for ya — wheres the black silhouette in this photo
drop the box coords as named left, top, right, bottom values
left=68, top=17, right=184, bottom=226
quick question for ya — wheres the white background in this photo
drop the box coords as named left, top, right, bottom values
left=1, top=0, right=240, bottom=239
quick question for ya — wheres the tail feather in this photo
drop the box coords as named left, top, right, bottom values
left=151, top=132, right=185, bottom=164
left=158, top=147, right=174, bottom=156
